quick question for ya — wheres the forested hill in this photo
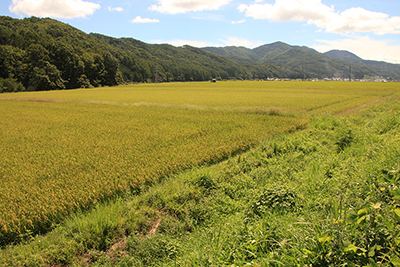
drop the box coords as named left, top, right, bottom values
left=0, top=16, right=123, bottom=91
left=90, top=33, right=252, bottom=83
left=1, top=16, right=399, bottom=92
left=0, top=16, right=261, bottom=92
left=202, top=42, right=400, bottom=80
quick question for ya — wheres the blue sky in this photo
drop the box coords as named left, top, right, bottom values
left=2, top=0, right=400, bottom=63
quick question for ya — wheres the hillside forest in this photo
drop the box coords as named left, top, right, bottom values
left=1, top=16, right=400, bottom=92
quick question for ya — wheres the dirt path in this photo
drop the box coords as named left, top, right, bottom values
left=335, top=96, right=385, bottom=116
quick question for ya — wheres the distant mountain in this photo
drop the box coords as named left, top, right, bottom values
left=201, top=46, right=255, bottom=64
left=0, top=16, right=256, bottom=91
left=1, top=16, right=399, bottom=93
left=90, top=33, right=251, bottom=82
left=323, top=50, right=400, bottom=79
left=323, top=50, right=362, bottom=61
left=202, top=42, right=400, bottom=80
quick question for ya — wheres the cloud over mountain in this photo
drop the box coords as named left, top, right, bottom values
left=238, top=0, right=400, bottom=35
left=9, top=0, right=100, bottom=18
left=149, top=0, right=232, bottom=14
left=132, top=16, right=160, bottom=23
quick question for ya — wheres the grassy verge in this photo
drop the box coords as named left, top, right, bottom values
left=1, top=95, right=400, bottom=266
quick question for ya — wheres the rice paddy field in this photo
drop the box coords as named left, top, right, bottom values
left=1, top=81, right=398, bottom=113
left=0, top=80, right=399, bottom=246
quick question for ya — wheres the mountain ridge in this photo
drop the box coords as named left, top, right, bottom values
left=201, top=42, right=400, bottom=80
left=1, top=15, right=399, bottom=93
left=323, top=50, right=362, bottom=61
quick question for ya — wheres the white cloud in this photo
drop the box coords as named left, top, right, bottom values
left=108, top=7, right=123, bottom=12
left=312, top=36, right=400, bottom=64
left=232, top=19, right=245, bottom=24
left=9, top=0, right=100, bottom=19
left=238, top=0, right=333, bottom=21
left=149, top=0, right=232, bottom=14
left=238, top=0, right=400, bottom=35
left=132, top=16, right=160, bottom=23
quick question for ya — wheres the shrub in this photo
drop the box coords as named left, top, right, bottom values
left=251, top=184, right=300, bottom=216
left=0, top=77, right=25, bottom=93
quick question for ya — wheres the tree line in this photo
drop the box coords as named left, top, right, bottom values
left=0, top=16, right=122, bottom=92
left=0, top=16, right=255, bottom=92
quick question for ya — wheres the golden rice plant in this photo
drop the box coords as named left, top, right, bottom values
left=0, top=100, right=308, bottom=244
